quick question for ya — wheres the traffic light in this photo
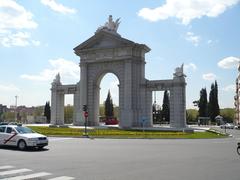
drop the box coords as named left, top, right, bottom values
left=83, top=105, right=88, bottom=112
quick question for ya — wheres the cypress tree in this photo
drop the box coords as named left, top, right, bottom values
left=214, top=80, right=220, bottom=116
left=104, top=90, right=114, bottom=118
left=208, top=83, right=214, bottom=119
left=162, top=90, right=170, bottom=122
left=44, top=101, right=51, bottom=123
left=198, top=88, right=208, bottom=117
left=209, top=81, right=220, bottom=122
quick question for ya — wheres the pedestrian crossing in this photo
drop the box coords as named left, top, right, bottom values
left=0, top=165, right=75, bottom=180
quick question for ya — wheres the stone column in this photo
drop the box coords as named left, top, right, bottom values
left=92, top=84, right=100, bottom=126
left=50, top=86, right=64, bottom=125
left=79, top=62, right=88, bottom=125
left=121, top=60, right=133, bottom=128
left=145, top=89, right=153, bottom=127
left=170, top=77, right=186, bottom=128
left=73, top=82, right=81, bottom=125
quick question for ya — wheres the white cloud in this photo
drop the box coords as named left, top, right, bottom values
left=222, top=84, right=235, bottom=92
left=138, top=0, right=240, bottom=25
left=21, top=58, right=80, bottom=82
left=207, top=40, right=213, bottom=44
left=0, top=31, right=40, bottom=47
left=41, top=0, right=76, bottom=14
left=218, top=56, right=240, bottom=69
left=202, top=73, right=217, bottom=81
left=0, top=84, right=20, bottom=92
left=184, top=63, right=197, bottom=72
left=185, top=32, right=201, bottom=46
left=0, top=0, right=39, bottom=47
left=31, top=40, right=40, bottom=46
left=0, top=0, right=37, bottom=30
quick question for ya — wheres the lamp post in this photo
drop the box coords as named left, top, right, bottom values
left=15, top=95, right=18, bottom=122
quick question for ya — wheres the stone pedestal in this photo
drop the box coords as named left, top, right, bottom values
left=170, top=77, right=186, bottom=128
left=50, top=86, right=64, bottom=125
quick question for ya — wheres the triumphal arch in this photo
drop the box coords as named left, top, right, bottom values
left=51, top=15, right=186, bottom=129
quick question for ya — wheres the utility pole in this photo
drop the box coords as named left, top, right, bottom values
left=15, top=95, right=18, bottom=122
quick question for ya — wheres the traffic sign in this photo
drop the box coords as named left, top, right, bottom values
left=84, top=111, right=88, bottom=118
left=141, top=116, right=147, bottom=124
left=83, top=105, right=88, bottom=112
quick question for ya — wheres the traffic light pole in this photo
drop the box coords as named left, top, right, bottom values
left=84, top=116, right=88, bottom=137
left=83, top=105, right=89, bottom=137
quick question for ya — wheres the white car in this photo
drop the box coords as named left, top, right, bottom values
left=220, top=123, right=235, bottom=129
left=0, top=124, right=48, bottom=150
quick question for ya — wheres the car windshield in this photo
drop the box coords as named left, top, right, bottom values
left=15, top=126, right=35, bottom=134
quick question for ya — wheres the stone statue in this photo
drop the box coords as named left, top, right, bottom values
left=174, top=64, right=186, bottom=77
left=52, top=73, right=61, bottom=85
left=96, top=15, right=121, bottom=33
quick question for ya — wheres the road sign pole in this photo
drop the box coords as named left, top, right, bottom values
left=84, top=116, right=88, bottom=137
left=83, top=105, right=89, bottom=137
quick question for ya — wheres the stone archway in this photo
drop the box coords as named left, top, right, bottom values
left=51, top=15, right=187, bottom=129
left=74, top=29, right=151, bottom=128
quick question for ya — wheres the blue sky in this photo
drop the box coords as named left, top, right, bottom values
left=0, top=0, right=239, bottom=109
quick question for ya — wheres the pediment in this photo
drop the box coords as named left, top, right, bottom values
left=74, top=30, right=135, bottom=54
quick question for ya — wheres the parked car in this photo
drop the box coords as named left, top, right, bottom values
left=220, top=123, right=235, bottom=129
left=105, top=118, right=118, bottom=125
left=0, top=124, right=48, bottom=150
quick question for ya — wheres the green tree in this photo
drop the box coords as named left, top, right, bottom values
left=220, top=108, right=234, bottom=123
left=208, top=81, right=220, bottom=122
left=162, top=90, right=170, bottom=122
left=113, top=106, right=119, bottom=119
left=64, top=105, right=73, bottom=124
left=105, top=90, right=114, bottom=118
left=99, top=104, right=105, bottom=117
left=198, top=88, right=208, bottom=117
left=186, top=109, right=198, bottom=124
left=3, top=111, right=15, bottom=121
left=44, top=101, right=51, bottom=123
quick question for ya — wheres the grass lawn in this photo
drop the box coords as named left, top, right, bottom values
left=28, top=126, right=227, bottom=139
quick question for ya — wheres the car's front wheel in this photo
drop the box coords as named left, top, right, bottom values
left=18, top=140, right=27, bottom=150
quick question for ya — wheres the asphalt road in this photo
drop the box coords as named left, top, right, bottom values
left=0, top=130, right=240, bottom=180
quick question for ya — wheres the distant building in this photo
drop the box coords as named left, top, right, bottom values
left=26, top=115, right=47, bottom=124
left=0, top=104, right=7, bottom=121
left=0, top=104, right=7, bottom=114
left=5, top=105, right=44, bottom=123
left=235, top=64, right=240, bottom=125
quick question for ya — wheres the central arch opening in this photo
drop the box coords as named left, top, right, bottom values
left=64, top=94, right=74, bottom=125
left=98, top=73, right=119, bottom=126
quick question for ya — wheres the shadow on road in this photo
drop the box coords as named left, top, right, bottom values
left=0, top=145, right=49, bottom=152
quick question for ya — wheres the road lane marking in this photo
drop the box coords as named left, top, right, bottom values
left=0, top=166, right=14, bottom=170
left=49, top=137, right=76, bottom=141
left=0, top=166, right=76, bottom=179
left=48, top=176, right=75, bottom=180
left=0, top=168, right=31, bottom=176
left=1, top=172, right=51, bottom=180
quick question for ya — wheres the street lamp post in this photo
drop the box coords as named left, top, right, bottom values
left=15, top=95, right=18, bottom=122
